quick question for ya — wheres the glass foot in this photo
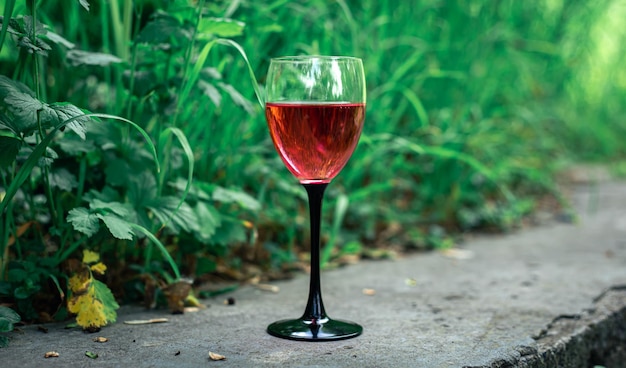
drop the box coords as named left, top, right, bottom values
left=267, top=317, right=362, bottom=341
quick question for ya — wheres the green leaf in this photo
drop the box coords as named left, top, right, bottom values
left=44, top=103, right=90, bottom=139
left=134, top=13, right=188, bottom=45
left=104, top=158, right=132, bottom=187
left=212, top=186, right=260, bottom=211
left=0, top=133, right=21, bottom=168
left=197, top=17, right=244, bottom=38
left=89, top=199, right=132, bottom=218
left=0, top=335, right=9, bottom=348
left=210, top=217, right=246, bottom=246
left=67, top=207, right=100, bottom=237
left=85, top=351, right=98, bottom=359
left=3, top=92, right=45, bottom=135
left=92, top=279, right=119, bottom=322
left=192, top=201, right=220, bottom=242
left=145, top=197, right=197, bottom=233
left=66, top=49, right=122, bottom=67
left=96, top=213, right=134, bottom=240
left=49, top=168, right=77, bottom=191
left=44, top=30, right=75, bottom=49
left=0, top=306, right=20, bottom=324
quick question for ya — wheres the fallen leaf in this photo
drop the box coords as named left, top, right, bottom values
left=209, top=351, right=226, bottom=361
left=85, top=351, right=98, bottom=359
left=44, top=351, right=59, bottom=358
left=184, top=307, right=200, bottom=313
left=37, top=326, right=49, bottom=333
left=255, top=283, right=280, bottom=293
left=441, top=248, right=474, bottom=260
left=405, top=278, right=417, bottom=286
left=162, top=281, right=193, bottom=314
left=362, top=288, right=376, bottom=296
left=123, top=318, right=168, bottom=325
left=93, top=336, right=109, bottom=343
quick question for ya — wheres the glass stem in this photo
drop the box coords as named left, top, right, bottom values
left=302, top=183, right=328, bottom=322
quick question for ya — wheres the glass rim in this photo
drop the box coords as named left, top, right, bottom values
left=269, top=55, right=362, bottom=63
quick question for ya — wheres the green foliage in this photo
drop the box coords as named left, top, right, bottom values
left=0, top=305, right=21, bottom=348
left=0, top=0, right=624, bottom=325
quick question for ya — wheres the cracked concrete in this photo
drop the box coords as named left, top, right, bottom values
left=2, top=180, right=626, bottom=367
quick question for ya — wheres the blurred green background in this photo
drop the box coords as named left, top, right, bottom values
left=1, top=0, right=625, bottom=320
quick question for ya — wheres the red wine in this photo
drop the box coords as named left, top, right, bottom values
left=265, top=102, right=365, bottom=184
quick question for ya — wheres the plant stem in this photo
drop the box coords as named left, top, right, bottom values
left=30, top=2, right=58, bottom=226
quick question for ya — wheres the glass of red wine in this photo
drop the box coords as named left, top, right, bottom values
left=264, top=56, right=366, bottom=341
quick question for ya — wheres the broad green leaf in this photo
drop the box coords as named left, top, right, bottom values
left=66, top=49, right=122, bottom=67
left=197, top=17, right=244, bottom=38
left=57, top=133, right=95, bottom=155
left=67, top=207, right=100, bottom=237
left=0, top=75, right=33, bottom=98
left=0, top=336, right=9, bottom=348
left=0, top=320, right=13, bottom=333
left=210, top=217, right=246, bottom=246
left=212, top=186, right=260, bottom=211
left=134, top=13, right=188, bottom=45
left=89, top=199, right=132, bottom=218
left=0, top=133, right=21, bottom=168
left=96, top=213, right=134, bottom=240
left=0, top=306, right=21, bottom=325
left=7, top=268, right=28, bottom=282
left=44, top=103, right=90, bottom=139
left=49, top=168, right=77, bottom=191
left=104, top=158, right=132, bottom=187
left=192, top=201, right=221, bottom=242
left=45, top=30, right=75, bottom=49
left=3, top=92, right=44, bottom=135
left=128, top=170, right=157, bottom=206
left=145, top=197, right=197, bottom=233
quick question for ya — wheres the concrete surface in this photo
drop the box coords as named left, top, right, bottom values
left=2, top=181, right=626, bottom=367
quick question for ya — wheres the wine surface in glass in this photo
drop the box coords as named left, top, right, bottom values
left=265, top=102, right=365, bottom=184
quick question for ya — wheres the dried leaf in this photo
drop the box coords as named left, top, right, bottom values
left=123, top=318, right=168, bottom=325
left=44, top=351, right=59, bottom=358
left=405, top=278, right=417, bottom=286
left=441, top=248, right=474, bottom=260
left=362, top=288, right=376, bottom=296
left=93, top=336, right=108, bottom=343
left=255, top=284, right=279, bottom=293
left=162, top=281, right=192, bottom=314
left=208, top=351, right=226, bottom=361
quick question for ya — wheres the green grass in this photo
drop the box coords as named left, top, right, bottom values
left=0, top=0, right=625, bottom=324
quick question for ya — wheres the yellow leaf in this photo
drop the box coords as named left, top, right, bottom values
left=90, top=262, right=107, bottom=275
left=67, top=280, right=119, bottom=330
left=75, top=299, right=108, bottom=329
left=68, top=268, right=91, bottom=293
left=82, top=249, right=100, bottom=264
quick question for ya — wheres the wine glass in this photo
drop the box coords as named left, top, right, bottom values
left=264, top=56, right=366, bottom=341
